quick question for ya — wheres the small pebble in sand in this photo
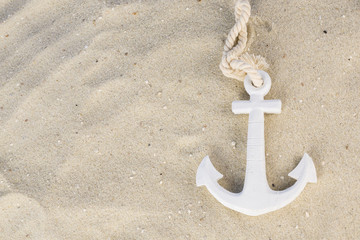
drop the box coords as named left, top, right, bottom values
left=295, top=225, right=299, bottom=229
left=136, top=227, right=145, bottom=233
left=299, top=100, right=303, bottom=103
left=163, top=106, right=167, bottom=109
left=280, top=176, right=284, bottom=180
left=159, top=181, right=163, bottom=185
left=231, top=141, right=236, bottom=147
left=305, top=212, right=310, bottom=218
left=321, top=161, right=325, bottom=166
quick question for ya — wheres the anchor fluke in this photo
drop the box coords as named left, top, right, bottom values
left=288, top=153, right=317, bottom=183
left=196, top=156, right=223, bottom=187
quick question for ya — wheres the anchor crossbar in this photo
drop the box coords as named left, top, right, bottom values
left=232, top=99, right=281, bottom=114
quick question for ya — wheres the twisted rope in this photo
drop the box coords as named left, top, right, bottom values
left=219, top=0, right=268, bottom=87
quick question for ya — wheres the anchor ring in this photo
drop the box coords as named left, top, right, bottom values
left=244, top=70, right=272, bottom=97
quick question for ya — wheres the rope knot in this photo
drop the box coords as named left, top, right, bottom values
left=219, top=0, right=269, bottom=87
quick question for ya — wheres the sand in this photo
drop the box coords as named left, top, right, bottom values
left=0, top=0, right=359, bottom=239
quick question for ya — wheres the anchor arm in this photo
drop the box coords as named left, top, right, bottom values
left=196, top=153, right=317, bottom=216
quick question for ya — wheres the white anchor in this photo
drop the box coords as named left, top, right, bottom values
left=196, top=71, right=317, bottom=216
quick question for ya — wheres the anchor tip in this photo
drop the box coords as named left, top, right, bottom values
left=196, top=156, right=223, bottom=187
left=288, top=153, right=317, bottom=183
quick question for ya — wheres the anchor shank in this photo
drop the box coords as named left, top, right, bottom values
left=243, top=109, right=269, bottom=193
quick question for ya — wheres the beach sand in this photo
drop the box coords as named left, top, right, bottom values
left=0, top=0, right=359, bottom=239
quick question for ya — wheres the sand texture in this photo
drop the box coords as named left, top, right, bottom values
left=0, top=0, right=359, bottom=239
